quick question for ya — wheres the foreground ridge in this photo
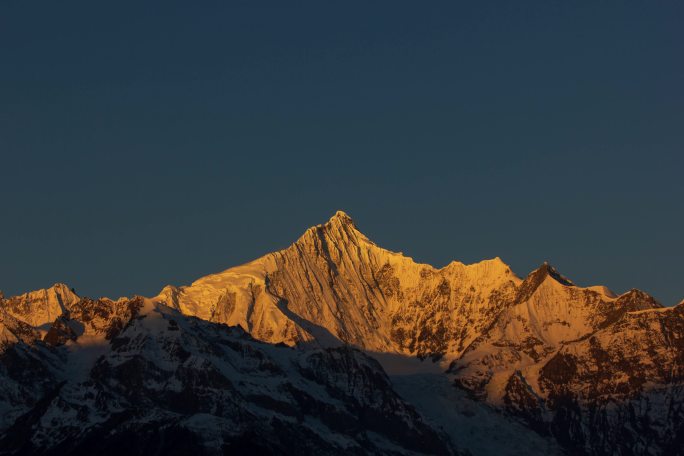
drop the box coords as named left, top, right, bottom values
left=0, top=294, right=455, bottom=455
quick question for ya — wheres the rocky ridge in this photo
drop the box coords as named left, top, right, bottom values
left=0, top=290, right=453, bottom=455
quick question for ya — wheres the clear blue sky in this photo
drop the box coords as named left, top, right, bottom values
left=1, top=1, right=682, bottom=304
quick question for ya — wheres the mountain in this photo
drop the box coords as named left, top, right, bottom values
left=1, top=211, right=682, bottom=455
left=154, top=211, right=684, bottom=455
left=156, top=211, right=521, bottom=361
left=0, top=289, right=454, bottom=455
left=449, top=266, right=683, bottom=454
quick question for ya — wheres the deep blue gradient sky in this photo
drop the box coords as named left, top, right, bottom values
left=1, top=2, right=682, bottom=304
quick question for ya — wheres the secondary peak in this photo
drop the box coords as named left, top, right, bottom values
left=538, top=262, right=575, bottom=287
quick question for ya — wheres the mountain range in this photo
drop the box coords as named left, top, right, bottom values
left=1, top=211, right=682, bottom=455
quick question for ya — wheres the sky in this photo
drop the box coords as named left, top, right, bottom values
left=1, top=1, right=682, bottom=305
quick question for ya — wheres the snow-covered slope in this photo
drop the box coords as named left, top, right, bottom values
left=156, top=211, right=521, bottom=363
left=0, top=294, right=455, bottom=455
left=391, top=373, right=565, bottom=456
left=450, top=264, right=661, bottom=403
left=444, top=262, right=681, bottom=454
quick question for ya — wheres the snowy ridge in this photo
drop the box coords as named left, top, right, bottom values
left=0, top=295, right=456, bottom=455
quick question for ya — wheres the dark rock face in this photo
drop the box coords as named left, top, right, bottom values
left=493, top=305, right=684, bottom=455
left=0, top=297, right=455, bottom=455
left=0, top=342, right=62, bottom=431
left=42, top=316, right=79, bottom=346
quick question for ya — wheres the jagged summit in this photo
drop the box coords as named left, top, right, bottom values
left=539, top=262, right=575, bottom=286
left=616, top=288, right=662, bottom=310
left=441, top=256, right=514, bottom=274
left=514, top=262, right=573, bottom=303
left=331, top=209, right=353, bottom=223
left=313, top=210, right=357, bottom=232
left=310, top=210, right=355, bottom=229
left=295, top=210, right=373, bottom=253
left=1, top=283, right=80, bottom=328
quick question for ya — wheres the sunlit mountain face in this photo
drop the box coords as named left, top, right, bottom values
left=1, top=212, right=682, bottom=455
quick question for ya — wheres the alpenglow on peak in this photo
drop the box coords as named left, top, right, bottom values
left=331, top=210, right=354, bottom=224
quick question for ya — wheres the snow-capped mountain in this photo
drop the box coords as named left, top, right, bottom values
left=1, top=211, right=682, bottom=455
left=0, top=291, right=454, bottom=455
left=156, top=211, right=521, bottom=361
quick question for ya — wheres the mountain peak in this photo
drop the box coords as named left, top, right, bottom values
left=11, top=283, right=79, bottom=302
left=305, top=210, right=359, bottom=237
left=538, top=262, right=575, bottom=287
left=616, top=288, right=662, bottom=310
left=292, top=210, right=369, bottom=253
left=328, top=210, right=354, bottom=226
left=515, top=262, right=574, bottom=303
left=50, top=282, right=79, bottom=296
left=1, top=283, right=81, bottom=328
